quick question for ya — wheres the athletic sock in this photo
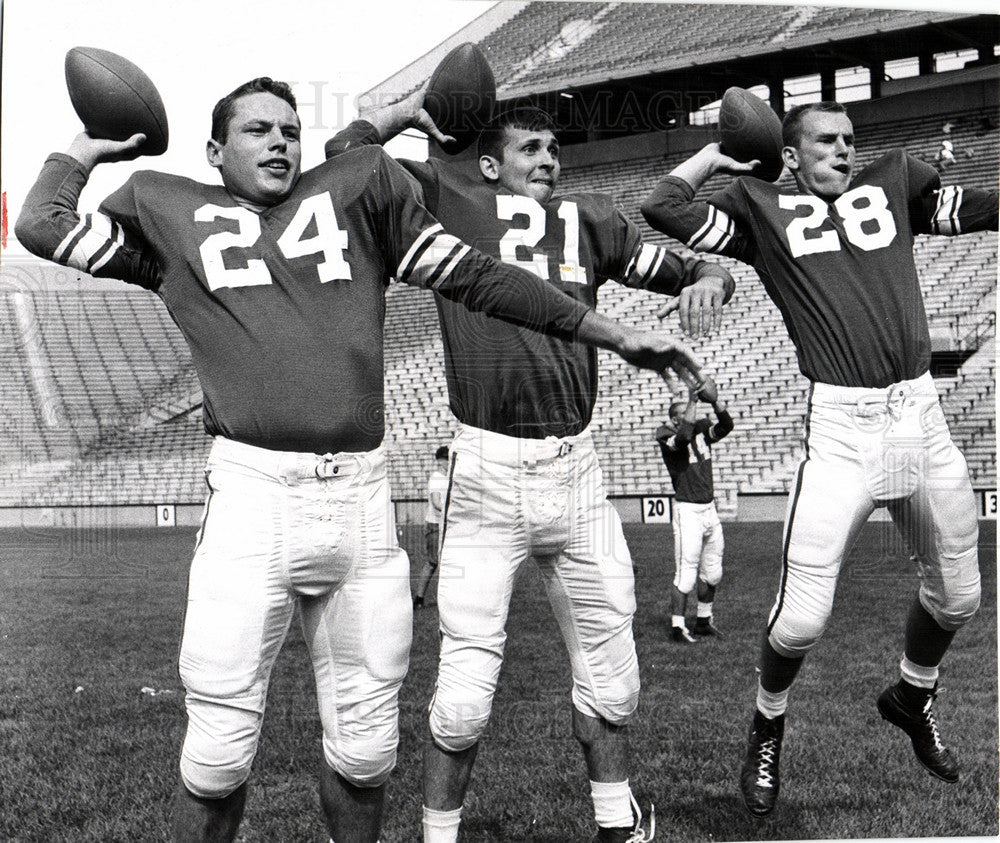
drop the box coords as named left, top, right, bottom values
left=671, top=614, right=687, bottom=629
left=899, top=655, right=939, bottom=691
left=696, top=601, right=713, bottom=620
left=756, top=683, right=789, bottom=720
left=422, top=805, right=462, bottom=843
left=590, top=779, right=634, bottom=829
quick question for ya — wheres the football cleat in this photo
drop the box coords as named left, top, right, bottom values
left=592, top=794, right=655, bottom=843
left=877, top=682, right=959, bottom=783
left=740, top=710, right=784, bottom=816
left=672, top=626, right=698, bottom=644
left=692, top=619, right=724, bottom=638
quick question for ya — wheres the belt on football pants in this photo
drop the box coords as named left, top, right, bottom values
left=811, top=371, right=935, bottom=406
left=207, top=435, right=378, bottom=484
left=452, top=423, right=592, bottom=467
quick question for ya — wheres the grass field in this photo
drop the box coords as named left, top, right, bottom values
left=1, top=520, right=996, bottom=842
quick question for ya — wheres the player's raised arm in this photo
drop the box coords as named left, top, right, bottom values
left=324, top=76, right=461, bottom=160
left=640, top=144, right=758, bottom=265
left=15, top=135, right=161, bottom=290
left=698, top=377, right=734, bottom=443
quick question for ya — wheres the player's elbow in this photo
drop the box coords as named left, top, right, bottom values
left=13, top=209, right=54, bottom=261
left=640, top=189, right=681, bottom=234
left=640, top=197, right=664, bottom=230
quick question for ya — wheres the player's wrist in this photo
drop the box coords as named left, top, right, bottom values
left=66, top=135, right=100, bottom=173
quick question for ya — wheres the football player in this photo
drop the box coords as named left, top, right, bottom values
left=16, top=77, right=704, bottom=843
left=327, top=98, right=734, bottom=842
left=654, top=376, right=733, bottom=643
left=413, top=444, right=451, bottom=608
left=641, top=101, right=997, bottom=816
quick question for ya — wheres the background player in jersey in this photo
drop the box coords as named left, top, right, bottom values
left=414, top=445, right=450, bottom=608
left=328, top=100, right=733, bottom=842
left=655, top=376, right=733, bottom=643
left=16, top=78, right=704, bottom=843
left=641, top=101, right=997, bottom=817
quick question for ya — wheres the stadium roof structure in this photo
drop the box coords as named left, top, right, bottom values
left=364, top=2, right=997, bottom=131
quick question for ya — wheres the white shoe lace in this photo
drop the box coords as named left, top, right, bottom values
left=922, top=696, right=946, bottom=753
left=625, top=792, right=655, bottom=842
left=754, top=737, right=778, bottom=788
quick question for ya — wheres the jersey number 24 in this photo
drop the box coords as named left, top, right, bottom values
left=195, top=193, right=351, bottom=290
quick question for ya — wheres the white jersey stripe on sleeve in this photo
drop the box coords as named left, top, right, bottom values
left=396, top=223, right=443, bottom=282
left=52, top=218, right=88, bottom=267
left=687, top=205, right=734, bottom=253
left=54, top=213, right=123, bottom=274
left=428, top=241, right=472, bottom=289
left=89, top=219, right=126, bottom=274
left=932, top=185, right=964, bottom=236
left=629, top=243, right=660, bottom=286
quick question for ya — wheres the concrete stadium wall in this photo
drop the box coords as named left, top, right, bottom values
left=8, top=490, right=990, bottom=531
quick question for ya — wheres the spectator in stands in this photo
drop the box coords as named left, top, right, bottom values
left=654, top=376, right=733, bottom=644
left=935, top=139, right=958, bottom=170
left=642, top=100, right=998, bottom=817
left=413, top=445, right=450, bottom=608
left=16, top=77, right=704, bottom=843
left=328, top=99, right=734, bottom=842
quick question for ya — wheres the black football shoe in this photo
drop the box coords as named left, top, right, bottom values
left=692, top=618, right=725, bottom=638
left=591, top=798, right=655, bottom=842
left=877, top=682, right=959, bottom=783
left=672, top=626, right=698, bottom=644
left=740, top=710, right=784, bottom=816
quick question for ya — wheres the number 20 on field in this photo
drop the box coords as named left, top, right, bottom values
left=642, top=496, right=672, bottom=524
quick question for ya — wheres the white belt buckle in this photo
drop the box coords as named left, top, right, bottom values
left=315, top=453, right=340, bottom=479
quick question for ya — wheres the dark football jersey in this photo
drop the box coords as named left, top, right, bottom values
left=643, top=150, right=999, bottom=388
left=17, top=149, right=589, bottom=453
left=328, top=122, right=716, bottom=438
left=656, top=410, right=733, bottom=504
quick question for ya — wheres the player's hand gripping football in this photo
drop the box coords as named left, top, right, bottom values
left=67, top=131, right=147, bottom=172
left=695, top=374, right=719, bottom=404
left=657, top=270, right=733, bottom=339
left=701, top=141, right=762, bottom=176
left=358, top=84, right=456, bottom=148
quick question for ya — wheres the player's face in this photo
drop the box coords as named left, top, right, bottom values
left=206, top=92, right=302, bottom=208
left=484, top=128, right=561, bottom=203
left=784, top=111, right=855, bottom=201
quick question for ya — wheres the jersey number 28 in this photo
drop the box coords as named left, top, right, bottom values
left=780, top=185, right=897, bottom=258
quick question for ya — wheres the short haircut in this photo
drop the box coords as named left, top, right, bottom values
left=781, top=101, right=848, bottom=148
left=669, top=402, right=688, bottom=420
left=211, top=77, right=298, bottom=144
left=435, top=445, right=450, bottom=461
left=477, top=106, right=557, bottom=162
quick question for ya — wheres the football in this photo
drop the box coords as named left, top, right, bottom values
left=718, top=87, right=783, bottom=182
left=424, top=43, right=495, bottom=154
left=64, top=47, right=169, bottom=156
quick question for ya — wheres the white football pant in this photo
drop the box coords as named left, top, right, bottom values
left=178, top=436, right=411, bottom=798
left=767, top=372, right=980, bottom=658
left=429, top=425, right=640, bottom=753
left=672, top=500, right=724, bottom=593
